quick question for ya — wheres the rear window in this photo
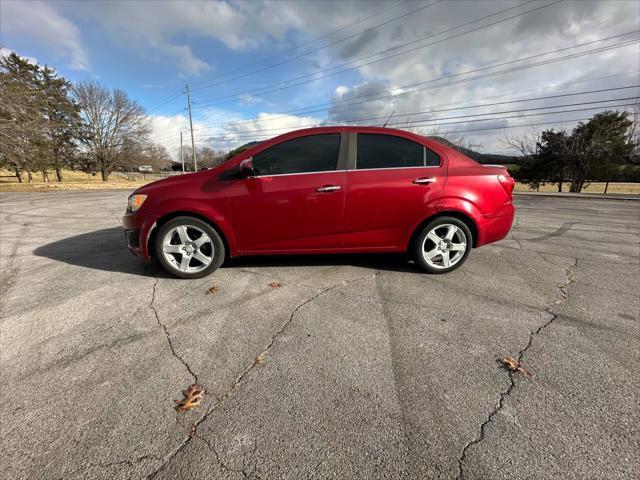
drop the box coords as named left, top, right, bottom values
left=357, top=133, right=439, bottom=169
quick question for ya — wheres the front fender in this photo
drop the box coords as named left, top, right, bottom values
left=151, top=199, right=239, bottom=257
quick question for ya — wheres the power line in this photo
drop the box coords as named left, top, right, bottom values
left=145, top=90, right=184, bottom=114
left=152, top=97, right=640, bottom=143
left=152, top=100, right=637, bottom=146
left=191, top=0, right=444, bottom=93
left=153, top=115, right=622, bottom=154
left=194, top=0, right=560, bottom=106
left=188, top=0, right=408, bottom=89
left=387, top=100, right=639, bottom=129
left=183, top=86, right=639, bottom=137
left=196, top=34, right=639, bottom=129
left=150, top=78, right=639, bottom=146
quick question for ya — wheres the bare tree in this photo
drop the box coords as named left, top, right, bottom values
left=181, top=145, right=226, bottom=170
left=501, top=130, right=539, bottom=160
left=421, top=125, right=480, bottom=152
left=121, top=143, right=172, bottom=171
left=73, top=81, right=150, bottom=181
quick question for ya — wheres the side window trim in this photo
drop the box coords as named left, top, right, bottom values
left=251, top=132, right=345, bottom=177
left=349, top=132, right=442, bottom=171
left=337, top=131, right=349, bottom=171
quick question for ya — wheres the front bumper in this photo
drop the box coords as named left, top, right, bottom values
left=122, top=212, right=158, bottom=260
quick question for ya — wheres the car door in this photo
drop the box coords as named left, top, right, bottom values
left=227, top=132, right=347, bottom=253
left=343, top=131, right=447, bottom=249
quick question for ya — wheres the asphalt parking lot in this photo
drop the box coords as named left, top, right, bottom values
left=1, top=190, right=638, bottom=480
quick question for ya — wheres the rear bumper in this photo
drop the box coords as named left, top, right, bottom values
left=476, top=202, right=514, bottom=247
left=122, top=212, right=158, bottom=260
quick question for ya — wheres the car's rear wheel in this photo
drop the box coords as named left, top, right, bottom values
left=414, top=217, right=472, bottom=274
left=155, top=216, right=225, bottom=279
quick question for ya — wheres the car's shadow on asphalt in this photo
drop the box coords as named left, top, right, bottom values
left=33, top=226, right=165, bottom=277
left=34, top=227, right=420, bottom=276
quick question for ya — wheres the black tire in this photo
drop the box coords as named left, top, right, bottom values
left=154, top=216, right=225, bottom=279
left=413, top=216, right=473, bottom=274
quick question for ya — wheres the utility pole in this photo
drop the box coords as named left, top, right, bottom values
left=185, top=83, right=197, bottom=172
left=180, top=131, right=184, bottom=173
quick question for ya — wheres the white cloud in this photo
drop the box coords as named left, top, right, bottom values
left=57, top=0, right=304, bottom=76
left=151, top=109, right=321, bottom=157
left=1, top=1, right=90, bottom=70
left=202, top=111, right=321, bottom=150
left=150, top=113, right=209, bottom=160
left=238, top=94, right=261, bottom=105
left=163, top=45, right=212, bottom=76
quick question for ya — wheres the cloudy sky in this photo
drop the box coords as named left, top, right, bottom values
left=1, top=0, right=639, bottom=156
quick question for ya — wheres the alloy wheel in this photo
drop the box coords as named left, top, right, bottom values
left=421, top=223, right=467, bottom=270
left=161, top=224, right=214, bottom=274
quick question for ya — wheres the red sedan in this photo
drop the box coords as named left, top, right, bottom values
left=122, top=126, right=514, bottom=278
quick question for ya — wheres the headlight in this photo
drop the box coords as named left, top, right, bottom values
left=127, top=194, right=147, bottom=213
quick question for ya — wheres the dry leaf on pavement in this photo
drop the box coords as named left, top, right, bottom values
left=206, top=285, right=219, bottom=294
left=268, top=282, right=283, bottom=288
left=174, top=384, right=205, bottom=413
left=255, top=351, right=267, bottom=365
left=499, top=356, right=531, bottom=377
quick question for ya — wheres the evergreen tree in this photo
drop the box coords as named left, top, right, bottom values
left=39, top=65, right=80, bottom=181
left=0, top=53, right=46, bottom=182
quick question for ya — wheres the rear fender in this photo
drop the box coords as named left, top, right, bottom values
left=435, top=196, right=484, bottom=228
left=406, top=197, right=484, bottom=248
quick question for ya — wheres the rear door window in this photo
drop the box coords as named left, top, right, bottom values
left=356, top=133, right=440, bottom=169
left=252, top=134, right=340, bottom=176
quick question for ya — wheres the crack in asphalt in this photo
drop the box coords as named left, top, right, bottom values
left=0, top=224, right=27, bottom=323
left=454, top=258, right=578, bottom=480
left=146, top=276, right=371, bottom=479
left=57, top=454, right=160, bottom=479
left=149, top=277, right=199, bottom=384
left=197, top=436, right=262, bottom=479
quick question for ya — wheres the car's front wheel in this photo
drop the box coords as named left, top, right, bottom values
left=155, top=216, right=225, bottom=279
left=414, top=217, right=472, bottom=274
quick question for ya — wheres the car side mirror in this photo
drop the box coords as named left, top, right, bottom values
left=239, top=158, right=254, bottom=178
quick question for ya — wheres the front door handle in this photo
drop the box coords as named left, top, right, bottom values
left=413, top=177, right=435, bottom=185
left=317, top=185, right=341, bottom=192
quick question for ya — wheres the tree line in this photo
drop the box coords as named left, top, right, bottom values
left=2, top=52, right=638, bottom=189
left=504, top=108, right=640, bottom=192
left=0, top=53, right=172, bottom=182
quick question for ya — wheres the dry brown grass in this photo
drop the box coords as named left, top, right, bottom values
left=0, top=169, right=153, bottom=192
left=515, top=182, right=640, bottom=194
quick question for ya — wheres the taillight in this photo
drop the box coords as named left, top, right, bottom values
left=497, top=174, right=514, bottom=197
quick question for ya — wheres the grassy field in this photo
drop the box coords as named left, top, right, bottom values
left=0, top=169, right=152, bottom=192
left=514, top=182, right=640, bottom=194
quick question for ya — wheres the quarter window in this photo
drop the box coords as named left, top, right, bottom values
left=356, top=133, right=440, bottom=169
left=425, top=147, right=441, bottom=167
left=252, top=134, right=340, bottom=176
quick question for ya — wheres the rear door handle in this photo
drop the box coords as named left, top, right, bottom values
left=317, top=185, right=341, bottom=192
left=413, top=177, right=435, bottom=185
